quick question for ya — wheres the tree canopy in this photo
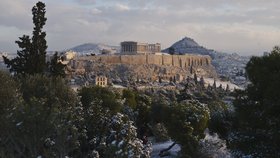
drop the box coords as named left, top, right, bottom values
left=3, top=1, right=47, bottom=75
left=231, top=46, right=280, bottom=157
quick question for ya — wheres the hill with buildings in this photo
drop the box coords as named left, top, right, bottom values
left=65, top=37, right=250, bottom=87
left=163, top=37, right=250, bottom=87
left=67, top=54, right=217, bottom=86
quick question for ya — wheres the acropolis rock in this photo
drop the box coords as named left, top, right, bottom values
left=67, top=54, right=217, bottom=84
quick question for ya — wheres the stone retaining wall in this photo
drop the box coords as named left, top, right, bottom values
left=76, top=54, right=211, bottom=68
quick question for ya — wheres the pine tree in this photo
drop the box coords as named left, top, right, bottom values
left=169, top=76, right=173, bottom=83
left=225, top=84, right=230, bottom=92
left=194, top=73, right=198, bottom=84
left=218, top=84, right=223, bottom=90
left=232, top=46, right=280, bottom=157
left=190, top=66, right=193, bottom=74
left=207, top=83, right=212, bottom=90
left=213, top=80, right=217, bottom=89
left=199, top=76, right=205, bottom=87
left=3, top=1, right=47, bottom=75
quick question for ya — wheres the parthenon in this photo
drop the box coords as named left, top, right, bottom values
left=121, top=41, right=161, bottom=55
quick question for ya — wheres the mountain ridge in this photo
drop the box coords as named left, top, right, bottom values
left=68, top=43, right=120, bottom=55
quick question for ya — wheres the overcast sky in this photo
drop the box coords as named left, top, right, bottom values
left=1, top=0, right=280, bottom=55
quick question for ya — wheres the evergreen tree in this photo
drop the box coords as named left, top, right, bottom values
left=0, top=71, right=19, bottom=113
left=218, top=84, right=223, bottom=90
left=225, top=84, right=230, bottom=92
left=213, top=80, right=217, bottom=89
left=168, top=47, right=175, bottom=55
left=199, top=76, right=205, bottom=88
left=169, top=76, right=173, bottom=83
left=231, top=46, right=280, bottom=157
left=48, top=52, right=66, bottom=77
left=3, top=1, right=47, bottom=75
left=78, top=86, right=122, bottom=113
left=122, top=89, right=137, bottom=109
left=163, top=102, right=209, bottom=157
left=194, top=73, right=198, bottom=84
left=0, top=74, right=79, bottom=157
left=207, top=83, right=212, bottom=90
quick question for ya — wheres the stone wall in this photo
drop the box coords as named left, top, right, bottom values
left=77, top=54, right=211, bottom=68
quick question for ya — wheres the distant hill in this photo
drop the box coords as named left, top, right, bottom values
left=68, top=43, right=120, bottom=55
left=163, top=37, right=250, bottom=87
left=162, top=37, right=216, bottom=57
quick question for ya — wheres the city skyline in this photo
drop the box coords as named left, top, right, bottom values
left=1, top=0, right=280, bottom=55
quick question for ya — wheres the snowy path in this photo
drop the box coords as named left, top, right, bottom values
left=151, top=140, right=180, bottom=158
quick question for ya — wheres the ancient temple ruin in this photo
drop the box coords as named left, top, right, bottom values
left=121, top=41, right=161, bottom=54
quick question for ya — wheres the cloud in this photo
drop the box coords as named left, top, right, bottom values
left=73, top=0, right=96, bottom=5
left=115, top=4, right=130, bottom=11
left=1, top=0, right=280, bottom=55
left=0, top=0, right=32, bottom=29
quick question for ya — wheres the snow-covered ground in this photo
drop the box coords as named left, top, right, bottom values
left=151, top=140, right=180, bottom=158
left=150, top=131, right=232, bottom=158
left=199, top=129, right=232, bottom=158
left=203, top=78, right=242, bottom=91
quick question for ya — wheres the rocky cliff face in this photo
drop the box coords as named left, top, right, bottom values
left=67, top=54, right=217, bottom=85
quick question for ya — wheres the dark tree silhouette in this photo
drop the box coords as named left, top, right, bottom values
left=3, top=1, right=47, bottom=75
left=232, top=46, right=280, bottom=157
left=168, top=47, right=175, bottom=55
left=48, top=52, right=66, bottom=77
left=194, top=73, right=198, bottom=84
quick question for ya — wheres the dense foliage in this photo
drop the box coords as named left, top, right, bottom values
left=0, top=72, right=152, bottom=157
left=163, top=102, right=209, bottom=157
left=230, top=46, right=280, bottom=157
left=0, top=68, right=236, bottom=157
left=78, top=86, right=122, bottom=113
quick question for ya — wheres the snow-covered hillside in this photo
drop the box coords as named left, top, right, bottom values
left=68, top=43, right=120, bottom=56
left=203, top=78, right=241, bottom=91
left=162, top=37, right=214, bottom=56
left=163, top=37, right=250, bottom=87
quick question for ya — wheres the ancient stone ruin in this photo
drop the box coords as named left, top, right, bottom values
left=66, top=54, right=217, bottom=85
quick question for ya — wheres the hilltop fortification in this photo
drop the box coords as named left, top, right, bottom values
left=77, top=54, right=210, bottom=67
left=67, top=54, right=217, bottom=84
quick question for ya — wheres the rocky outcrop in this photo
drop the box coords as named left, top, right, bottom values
left=67, top=54, right=217, bottom=84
